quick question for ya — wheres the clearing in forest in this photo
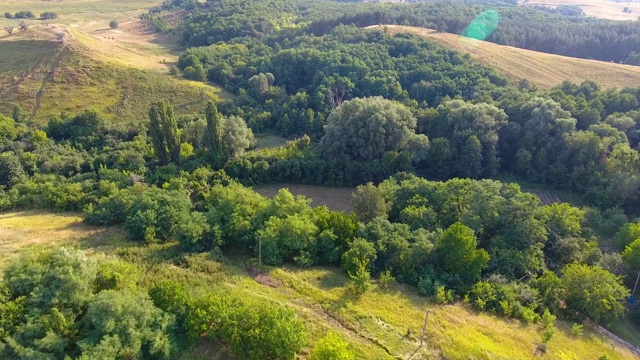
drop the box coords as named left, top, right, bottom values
left=372, top=25, right=640, bottom=90
left=255, top=183, right=355, bottom=213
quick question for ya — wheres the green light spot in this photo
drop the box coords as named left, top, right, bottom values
left=463, top=10, right=500, bottom=41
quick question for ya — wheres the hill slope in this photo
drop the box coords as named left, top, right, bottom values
left=374, top=25, right=640, bottom=90
left=1, top=211, right=637, bottom=360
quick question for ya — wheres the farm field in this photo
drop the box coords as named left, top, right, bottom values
left=519, top=0, right=640, bottom=21
left=255, top=183, right=355, bottom=213
left=372, top=25, right=640, bottom=90
left=1, top=211, right=637, bottom=360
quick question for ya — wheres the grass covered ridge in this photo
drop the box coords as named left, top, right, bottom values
left=374, top=25, right=640, bottom=90
left=1, top=211, right=635, bottom=360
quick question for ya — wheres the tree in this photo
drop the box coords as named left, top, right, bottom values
left=148, top=101, right=180, bottom=165
left=351, top=182, right=388, bottom=223
left=561, top=264, right=627, bottom=322
left=18, top=20, right=29, bottom=31
left=456, top=135, right=483, bottom=179
left=622, top=238, right=640, bottom=276
left=257, top=214, right=318, bottom=265
left=14, top=11, right=35, bottom=19
left=320, top=97, right=427, bottom=161
left=78, top=290, right=173, bottom=360
left=204, top=101, right=224, bottom=167
left=349, top=258, right=372, bottom=294
left=615, top=221, right=640, bottom=249
left=310, top=331, right=355, bottom=360
left=183, top=64, right=207, bottom=81
left=40, top=12, right=57, bottom=20
left=435, top=222, right=489, bottom=291
left=0, top=152, right=26, bottom=188
left=109, top=20, right=118, bottom=29
left=4, top=12, right=12, bottom=19
left=4, top=26, right=14, bottom=35
left=222, top=115, right=254, bottom=160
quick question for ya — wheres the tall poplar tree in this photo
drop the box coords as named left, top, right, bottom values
left=149, top=101, right=180, bottom=165
left=204, top=101, right=225, bottom=168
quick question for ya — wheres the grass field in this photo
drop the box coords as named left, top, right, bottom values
left=372, top=25, right=640, bottom=90
left=0, top=0, right=231, bottom=124
left=254, top=183, right=355, bottom=213
left=519, top=0, right=640, bottom=21
left=1, top=210, right=637, bottom=359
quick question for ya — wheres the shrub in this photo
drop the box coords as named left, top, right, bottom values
left=310, top=331, right=355, bottom=360
left=571, top=323, right=584, bottom=336
left=40, top=12, right=57, bottom=20
left=109, top=19, right=119, bottom=29
left=379, top=269, right=395, bottom=289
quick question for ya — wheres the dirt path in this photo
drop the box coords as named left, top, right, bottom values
left=31, top=42, right=68, bottom=121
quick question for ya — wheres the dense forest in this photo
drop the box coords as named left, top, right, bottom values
left=2, top=0, right=640, bottom=358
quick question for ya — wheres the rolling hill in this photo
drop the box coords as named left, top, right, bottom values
left=372, top=25, right=640, bottom=90
left=0, top=0, right=229, bottom=125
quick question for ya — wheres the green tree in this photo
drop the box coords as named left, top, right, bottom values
left=561, top=264, right=627, bottom=322
left=204, top=101, right=225, bottom=167
left=310, top=331, right=355, bottom=360
left=257, top=214, right=318, bottom=265
left=456, top=135, right=483, bottom=179
left=435, top=222, right=489, bottom=291
left=320, top=97, right=427, bottom=161
left=222, top=115, right=254, bottom=160
left=78, top=290, right=173, bottom=360
left=149, top=101, right=181, bottom=165
left=342, top=238, right=377, bottom=276
left=615, top=221, right=640, bottom=249
left=0, top=152, right=26, bottom=188
left=622, top=238, right=640, bottom=276
left=351, top=182, right=388, bottom=223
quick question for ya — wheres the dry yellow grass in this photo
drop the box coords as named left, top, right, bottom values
left=375, top=25, right=640, bottom=90
left=0, top=210, right=128, bottom=275
left=520, top=0, right=640, bottom=21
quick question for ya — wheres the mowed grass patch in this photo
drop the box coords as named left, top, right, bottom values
left=254, top=183, right=355, bottom=213
left=373, top=25, right=640, bottom=90
left=255, top=133, right=288, bottom=149
left=0, top=210, right=128, bottom=275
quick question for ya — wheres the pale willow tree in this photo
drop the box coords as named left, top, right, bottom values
left=222, top=115, right=255, bottom=160
left=320, top=97, right=428, bottom=162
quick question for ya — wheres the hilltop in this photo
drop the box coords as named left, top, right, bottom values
left=0, top=0, right=229, bottom=125
left=372, top=25, right=640, bottom=90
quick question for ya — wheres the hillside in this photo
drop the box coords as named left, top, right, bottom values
left=373, top=25, right=640, bottom=90
left=1, top=210, right=637, bottom=360
left=519, top=0, right=640, bottom=21
left=0, top=0, right=229, bottom=124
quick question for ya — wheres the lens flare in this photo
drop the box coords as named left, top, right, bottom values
left=463, top=10, right=501, bottom=41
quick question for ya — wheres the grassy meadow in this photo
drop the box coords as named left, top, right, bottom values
left=373, top=25, right=640, bottom=90
left=0, top=210, right=637, bottom=359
